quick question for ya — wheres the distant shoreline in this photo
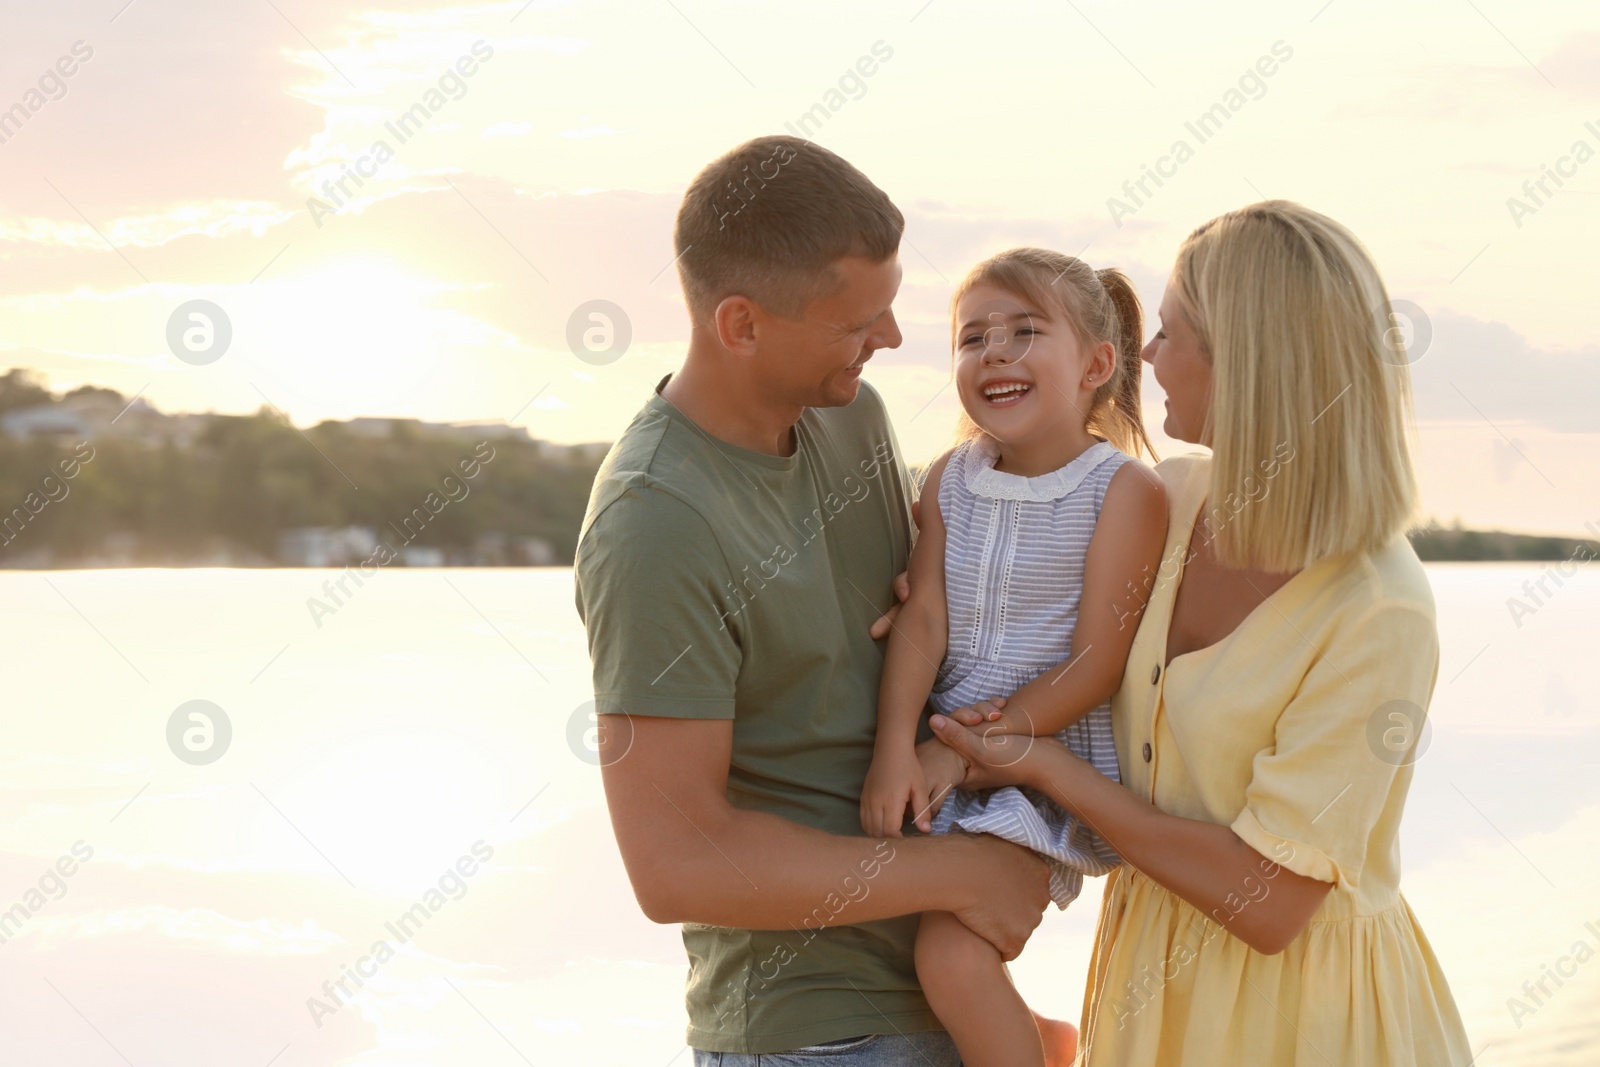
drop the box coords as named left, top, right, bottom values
left=6, top=528, right=1595, bottom=569
left=4, top=370, right=1596, bottom=568
left=1407, top=524, right=1599, bottom=563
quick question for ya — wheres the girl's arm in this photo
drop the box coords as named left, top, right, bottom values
left=926, top=722, right=1333, bottom=954
left=860, top=451, right=953, bottom=837
left=958, top=460, right=1168, bottom=738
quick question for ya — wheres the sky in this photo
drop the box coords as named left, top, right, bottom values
left=2, top=7, right=1600, bottom=1065
left=1, top=0, right=1597, bottom=537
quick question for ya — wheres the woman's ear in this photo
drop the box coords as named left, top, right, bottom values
left=713, top=294, right=760, bottom=357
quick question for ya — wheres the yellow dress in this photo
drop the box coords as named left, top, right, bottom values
left=1079, top=453, right=1472, bottom=1066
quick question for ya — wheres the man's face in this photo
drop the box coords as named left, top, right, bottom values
left=754, top=254, right=904, bottom=408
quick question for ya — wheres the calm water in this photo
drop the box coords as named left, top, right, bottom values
left=1, top=565, right=1596, bottom=1065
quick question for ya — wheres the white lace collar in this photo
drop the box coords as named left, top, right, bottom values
left=960, top=435, right=1121, bottom=502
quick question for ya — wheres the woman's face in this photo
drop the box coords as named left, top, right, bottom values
left=1142, top=283, right=1213, bottom=446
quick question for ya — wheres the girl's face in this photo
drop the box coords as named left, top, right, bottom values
left=953, top=282, right=1110, bottom=446
left=1142, top=284, right=1213, bottom=445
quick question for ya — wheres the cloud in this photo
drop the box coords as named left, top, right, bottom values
left=0, top=201, right=295, bottom=249
left=482, top=119, right=532, bottom=138
left=1410, top=308, right=1600, bottom=432
left=1542, top=31, right=1600, bottom=97
left=17, top=906, right=341, bottom=953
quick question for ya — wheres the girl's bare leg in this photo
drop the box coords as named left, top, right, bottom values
left=915, top=909, right=1045, bottom=1067
left=1030, top=1009, right=1079, bottom=1067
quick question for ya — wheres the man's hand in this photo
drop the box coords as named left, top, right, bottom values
left=867, top=569, right=911, bottom=640
left=860, top=746, right=929, bottom=838
left=867, top=498, right=920, bottom=640
left=948, top=835, right=1051, bottom=960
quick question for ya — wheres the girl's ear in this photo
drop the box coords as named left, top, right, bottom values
left=1086, top=340, right=1116, bottom=386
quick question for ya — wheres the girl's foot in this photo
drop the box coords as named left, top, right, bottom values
left=1031, top=1010, right=1079, bottom=1067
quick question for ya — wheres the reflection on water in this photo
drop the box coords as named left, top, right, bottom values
left=0, top=565, right=1595, bottom=1066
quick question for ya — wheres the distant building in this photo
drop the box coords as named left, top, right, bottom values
left=1, top=405, right=93, bottom=441
left=278, top=526, right=379, bottom=567
left=341, top=417, right=531, bottom=443
left=514, top=536, right=557, bottom=565
left=471, top=532, right=557, bottom=565
left=400, top=545, right=445, bottom=567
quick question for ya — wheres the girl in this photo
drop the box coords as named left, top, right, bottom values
left=861, top=248, right=1169, bottom=1067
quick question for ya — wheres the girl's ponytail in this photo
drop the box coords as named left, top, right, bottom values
left=1094, top=267, right=1157, bottom=461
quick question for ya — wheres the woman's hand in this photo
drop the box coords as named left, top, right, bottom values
left=929, top=712, right=1074, bottom=793
left=860, top=746, right=929, bottom=838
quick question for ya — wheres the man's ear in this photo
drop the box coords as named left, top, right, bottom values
left=713, top=294, right=761, bottom=357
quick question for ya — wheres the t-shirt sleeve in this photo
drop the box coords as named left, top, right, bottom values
left=574, top=485, right=741, bottom=719
left=1229, top=597, right=1439, bottom=890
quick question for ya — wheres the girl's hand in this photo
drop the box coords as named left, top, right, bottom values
left=945, top=696, right=1008, bottom=728
left=913, top=735, right=970, bottom=831
left=929, top=713, right=1059, bottom=792
left=860, top=747, right=930, bottom=838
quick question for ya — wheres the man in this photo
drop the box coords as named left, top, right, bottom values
left=574, top=135, right=1050, bottom=1064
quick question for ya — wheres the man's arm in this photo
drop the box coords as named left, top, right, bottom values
left=599, top=712, right=1051, bottom=959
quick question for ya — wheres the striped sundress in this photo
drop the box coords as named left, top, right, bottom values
left=928, top=434, right=1129, bottom=907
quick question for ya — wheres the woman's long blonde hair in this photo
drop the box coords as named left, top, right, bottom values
left=949, top=248, right=1154, bottom=459
left=1173, top=200, right=1421, bottom=571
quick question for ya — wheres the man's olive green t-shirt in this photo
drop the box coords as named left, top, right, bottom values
left=573, top=374, right=935, bottom=1054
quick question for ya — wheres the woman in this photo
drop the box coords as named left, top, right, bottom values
left=922, top=201, right=1472, bottom=1064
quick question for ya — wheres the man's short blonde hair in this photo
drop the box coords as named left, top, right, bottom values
left=1173, top=200, right=1420, bottom=571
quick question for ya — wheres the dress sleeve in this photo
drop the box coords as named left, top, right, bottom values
left=1229, top=596, right=1439, bottom=890
left=574, top=486, right=742, bottom=719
